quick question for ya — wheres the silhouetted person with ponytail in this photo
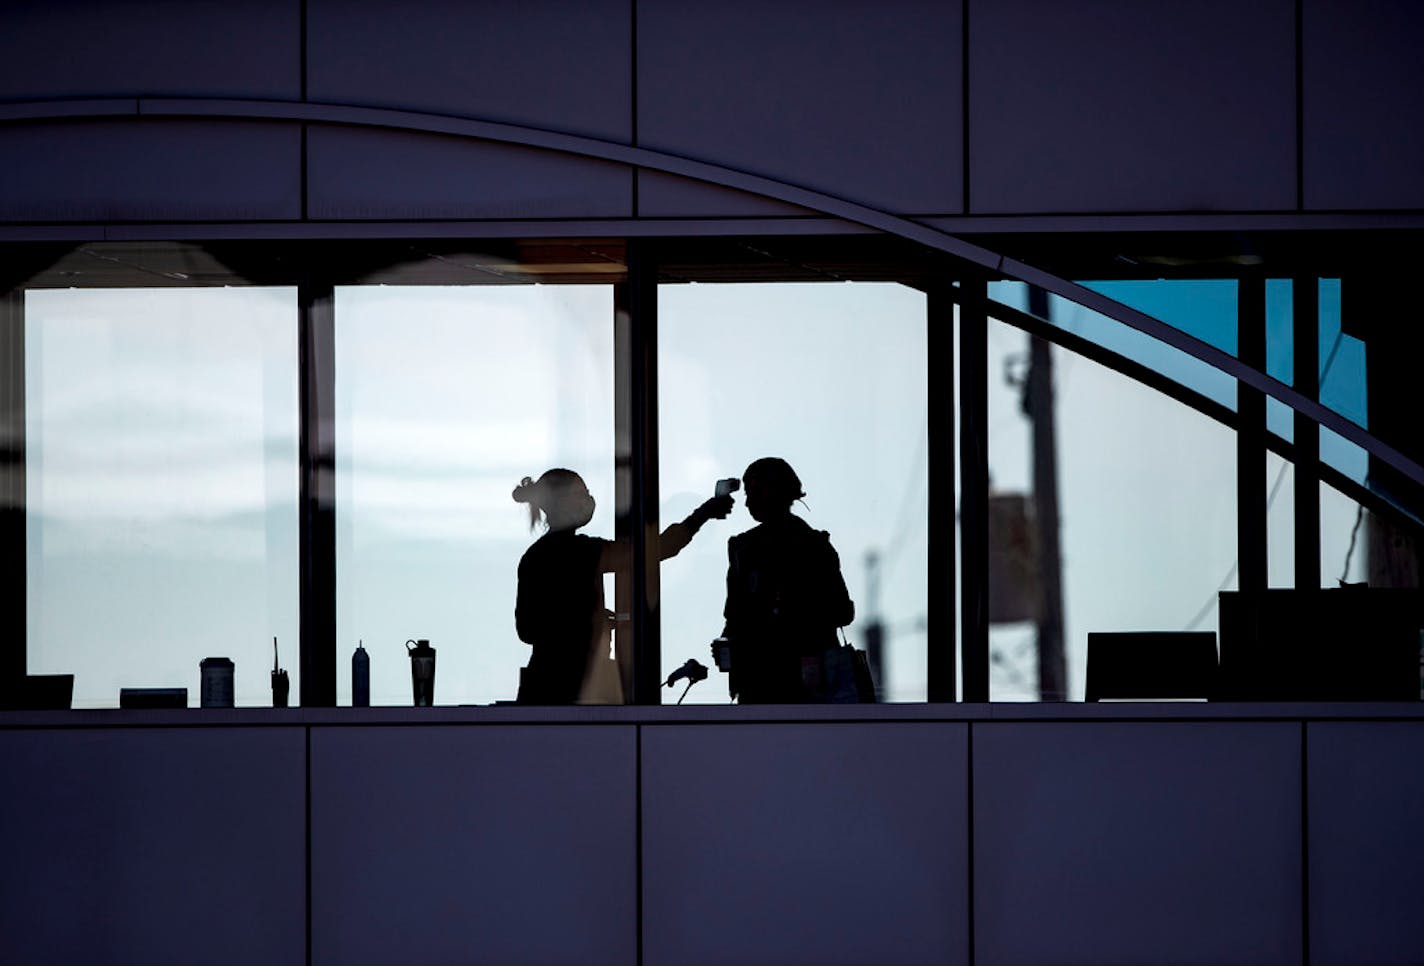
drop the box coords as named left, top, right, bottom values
left=512, top=468, right=732, bottom=704
left=719, top=458, right=854, bottom=703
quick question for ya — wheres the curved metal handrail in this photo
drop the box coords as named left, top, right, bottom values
left=979, top=293, right=1422, bottom=532
left=4, top=95, right=1422, bottom=496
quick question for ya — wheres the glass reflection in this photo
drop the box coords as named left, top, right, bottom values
left=26, top=287, right=299, bottom=708
left=334, top=284, right=615, bottom=706
left=988, top=280, right=1236, bottom=411
left=658, top=282, right=929, bottom=703
left=986, top=315, right=1237, bottom=701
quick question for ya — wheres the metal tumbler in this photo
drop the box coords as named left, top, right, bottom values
left=407, top=639, right=436, bottom=707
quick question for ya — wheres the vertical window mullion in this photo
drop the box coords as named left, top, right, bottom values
left=928, top=283, right=957, bottom=701
left=1238, top=275, right=1268, bottom=592
left=1, top=287, right=24, bottom=691
left=959, top=277, right=989, bottom=702
left=1294, top=277, right=1321, bottom=588
left=299, top=276, right=336, bottom=707
left=616, top=242, right=662, bottom=704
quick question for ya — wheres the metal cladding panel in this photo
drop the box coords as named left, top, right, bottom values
left=0, top=727, right=306, bottom=966
left=636, top=171, right=811, bottom=218
left=1307, top=721, right=1424, bottom=966
left=636, top=0, right=964, bottom=217
left=310, top=725, right=637, bottom=966
left=306, top=125, right=634, bottom=220
left=970, top=0, right=1296, bottom=214
left=0, top=0, right=301, bottom=101
left=1303, top=0, right=1424, bottom=210
left=974, top=722, right=1302, bottom=966
left=641, top=722, right=970, bottom=966
left=306, top=0, right=632, bottom=142
left=0, top=119, right=301, bottom=222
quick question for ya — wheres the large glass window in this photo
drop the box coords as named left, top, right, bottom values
left=986, top=314, right=1237, bottom=701
left=26, top=286, right=299, bottom=707
left=335, top=284, right=616, bottom=706
left=11, top=242, right=1418, bottom=710
left=658, top=282, right=929, bottom=703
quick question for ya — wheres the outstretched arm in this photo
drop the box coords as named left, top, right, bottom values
left=597, top=495, right=733, bottom=572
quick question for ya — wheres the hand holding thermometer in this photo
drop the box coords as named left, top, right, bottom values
left=699, top=478, right=739, bottom=521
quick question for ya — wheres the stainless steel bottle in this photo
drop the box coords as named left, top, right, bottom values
left=407, top=639, right=435, bottom=707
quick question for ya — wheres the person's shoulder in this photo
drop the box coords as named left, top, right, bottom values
left=570, top=532, right=612, bottom=564
left=788, top=514, right=834, bottom=544
left=729, top=522, right=769, bottom=547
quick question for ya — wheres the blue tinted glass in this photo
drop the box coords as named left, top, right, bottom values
left=987, top=280, right=1238, bottom=410
left=1083, top=279, right=1238, bottom=355
left=1318, top=279, right=1367, bottom=429
left=1265, top=278, right=1294, bottom=382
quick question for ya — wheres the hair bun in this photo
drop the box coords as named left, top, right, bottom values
left=512, top=476, right=535, bottom=503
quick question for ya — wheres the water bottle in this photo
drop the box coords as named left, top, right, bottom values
left=352, top=641, right=370, bottom=708
left=407, top=639, right=436, bottom=707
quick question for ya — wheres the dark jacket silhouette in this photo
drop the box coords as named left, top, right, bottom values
left=721, top=458, right=854, bottom=703
left=515, top=530, right=612, bottom=704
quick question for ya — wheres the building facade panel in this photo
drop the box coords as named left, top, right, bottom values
left=636, top=0, right=964, bottom=217
left=0, top=0, right=300, bottom=102
left=306, top=0, right=632, bottom=142
left=636, top=170, right=811, bottom=218
left=973, top=721, right=1302, bottom=966
left=305, top=125, right=634, bottom=220
left=1302, top=0, right=1424, bottom=210
left=309, top=724, right=638, bottom=966
left=1307, top=721, right=1424, bottom=966
left=0, top=119, right=302, bottom=222
left=969, top=0, right=1297, bottom=214
left=0, top=726, right=307, bottom=966
left=641, top=722, right=970, bottom=966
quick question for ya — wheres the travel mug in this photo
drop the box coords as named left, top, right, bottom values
left=407, top=639, right=435, bottom=707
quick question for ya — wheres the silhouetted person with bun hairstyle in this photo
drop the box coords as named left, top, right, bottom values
left=720, top=457, right=855, bottom=703
left=512, top=468, right=732, bottom=704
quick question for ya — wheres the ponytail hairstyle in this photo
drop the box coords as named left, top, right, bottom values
left=513, top=468, right=590, bottom=531
left=512, top=476, right=541, bottom=530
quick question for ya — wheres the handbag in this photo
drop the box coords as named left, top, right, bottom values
left=820, top=631, right=876, bottom=703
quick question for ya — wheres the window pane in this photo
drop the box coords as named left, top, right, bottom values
left=988, top=280, right=1237, bottom=411
left=1266, top=451, right=1295, bottom=588
left=658, top=282, right=928, bottom=703
left=1318, top=279, right=1367, bottom=430
left=1322, top=480, right=1373, bottom=588
left=987, top=316, right=1237, bottom=701
left=26, top=287, right=299, bottom=708
left=335, top=284, right=615, bottom=706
